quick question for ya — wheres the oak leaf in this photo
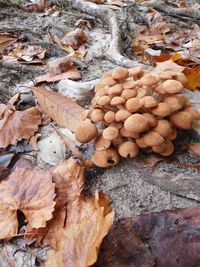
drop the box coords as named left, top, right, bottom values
left=183, top=65, right=200, bottom=90
left=32, top=87, right=87, bottom=132
left=0, top=105, right=41, bottom=148
left=0, top=167, right=56, bottom=239
left=45, top=192, right=114, bottom=267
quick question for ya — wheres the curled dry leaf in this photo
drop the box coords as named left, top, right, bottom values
left=0, top=104, right=41, bottom=148
left=32, top=87, right=87, bottom=132
left=0, top=167, right=56, bottom=239
left=45, top=192, right=114, bottom=267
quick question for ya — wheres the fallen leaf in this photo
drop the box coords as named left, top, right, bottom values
left=154, top=59, right=185, bottom=72
left=75, top=18, right=92, bottom=29
left=0, top=167, right=56, bottom=239
left=45, top=192, right=114, bottom=267
left=188, top=143, right=200, bottom=157
left=11, top=44, right=46, bottom=62
left=29, top=134, right=39, bottom=150
left=0, top=33, right=17, bottom=53
left=32, top=87, right=87, bottom=132
left=8, top=93, right=19, bottom=105
left=0, top=105, right=41, bottom=148
left=34, top=66, right=81, bottom=83
left=183, top=65, right=200, bottom=90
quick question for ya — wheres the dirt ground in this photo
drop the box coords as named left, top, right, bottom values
left=1, top=0, right=200, bottom=265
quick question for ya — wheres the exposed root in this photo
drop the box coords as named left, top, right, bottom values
left=67, top=0, right=146, bottom=69
left=56, top=78, right=100, bottom=100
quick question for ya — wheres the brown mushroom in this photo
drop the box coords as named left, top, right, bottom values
left=142, top=96, right=158, bottom=108
left=103, top=126, right=119, bottom=140
left=112, top=136, right=124, bottom=148
left=143, top=131, right=164, bottom=146
left=95, top=135, right=111, bottom=151
left=95, top=87, right=107, bottom=96
left=121, top=89, right=137, bottom=99
left=176, top=94, right=190, bottom=107
left=97, top=95, right=111, bottom=106
left=129, top=66, right=143, bottom=77
left=102, top=72, right=112, bottom=79
left=91, top=96, right=100, bottom=108
left=159, top=140, right=174, bottom=156
left=107, top=84, right=123, bottom=96
left=170, top=111, right=193, bottom=129
left=115, top=110, right=131, bottom=121
left=164, top=95, right=184, bottom=112
left=154, top=84, right=166, bottom=94
left=184, top=107, right=200, bottom=120
left=136, top=137, right=148, bottom=148
left=112, top=67, right=129, bottom=80
left=159, top=72, right=172, bottom=80
left=154, top=120, right=172, bottom=137
left=90, top=109, right=104, bottom=123
left=122, top=80, right=139, bottom=89
left=76, top=119, right=98, bottom=143
left=111, top=96, right=125, bottom=105
left=142, top=113, right=157, bottom=128
left=162, top=79, right=183, bottom=94
left=104, top=111, right=115, bottom=124
left=118, top=141, right=139, bottom=158
left=95, top=83, right=104, bottom=92
left=152, top=142, right=167, bottom=153
left=120, top=127, right=133, bottom=137
left=167, top=128, right=177, bottom=140
left=136, top=88, right=148, bottom=98
left=125, top=98, right=144, bottom=113
left=124, top=114, right=148, bottom=133
left=91, top=149, right=120, bottom=168
left=102, top=77, right=116, bottom=86
left=140, top=74, right=158, bottom=86
left=151, top=103, right=172, bottom=117
left=109, top=121, right=123, bottom=129
left=175, top=73, right=188, bottom=85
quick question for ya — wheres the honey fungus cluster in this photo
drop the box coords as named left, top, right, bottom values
left=75, top=66, right=200, bottom=168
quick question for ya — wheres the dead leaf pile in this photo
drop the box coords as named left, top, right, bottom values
left=0, top=103, right=41, bottom=148
left=0, top=157, right=114, bottom=266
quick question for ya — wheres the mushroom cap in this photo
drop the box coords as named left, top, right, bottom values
left=95, top=87, right=107, bottom=96
left=102, top=72, right=112, bottom=79
left=164, top=95, right=184, bottom=112
left=115, top=110, right=131, bottom=121
left=91, top=148, right=120, bottom=168
left=154, top=119, right=172, bottom=137
left=120, top=127, right=133, bottom=137
left=109, top=121, right=123, bottom=129
left=95, top=135, right=111, bottom=151
left=140, top=74, right=158, bottom=86
left=111, top=96, right=125, bottom=105
left=91, top=96, right=100, bottom=108
left=159, top=140, right=174, bottom=156
left=176, top=94, right=190, bottom=107
left=142, top=113, right=158, bottom=128
left=129, top=66, right=143, bottom=78
left=136, top=88, right=148, bottom=98
left=104, top=111, right=115, bottom=124
left=175, top=73, right=188, bottom=85
left=102, top=77, right=116, bottom=86
left=90, top=109, right=104, bottom=123
left=142, top=96, right=158, bottom=108
left=143, top=131, right=164, bottom=146
left=159, top=72, right=172, bottom=80
left=162, top=79, right=183, bottom=94
left=152, top=142, right=167, bottom=153
left=107, top=84, right=123, bottom=96
left=97, top=95, right=111, bottom=106
left=125, top=98, right=144, bottom=113
left=112, top=67, right=129, bottom=80
left=167, top=128, right=177, bottom=140
left=170, top=111, right=193, bottom=129
left=95, top=83, right=104, bottom=92
left=103, top=126, right=119, bottom=140
left=151, top=103, right=172, bottom=117
left=184, top=107, right=200, bottom=120
left=154, top=84, right=166, bottom=94
left=124, top=114, right=148, bottom=133
left=75, top=119, right=98, bottom=143
left=121, top=89, right=137, bottom=99
left=118, top=141, right=139, bottom=158
left=122, top=80, right=139, bottom=89
left=136, top=137, right=148, bottom=148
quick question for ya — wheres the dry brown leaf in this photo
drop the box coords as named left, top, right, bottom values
left=32, top=87, right=87, bottom=132
left=34, top=66, right=81, bottom=84
left=10, top=44, right=46, bottom=62
left=0, top=105, right=41, bottom=148
left=154, top=59, right=185, bottom=72
left=75, top=19, right=92, bottom=29
left=0, top=33, right=17, bottom=53
left=45, top=192, right=114, bottom=267
left=8, top=93, right=19, bottom=105
left=0, top=167, right=56, bottom=239
left=188, top=143, right=200, bottom=157
left=183, top=65, right=200, bottom=90
left=53, top=29, right=87, bottom=51
left=25, top=158, right=85, bottom=247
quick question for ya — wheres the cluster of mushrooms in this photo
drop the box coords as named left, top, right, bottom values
left=75, top=66, right=200, bottom=168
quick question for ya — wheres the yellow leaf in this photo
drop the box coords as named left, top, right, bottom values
left=183, top=65, right=200, bottom=90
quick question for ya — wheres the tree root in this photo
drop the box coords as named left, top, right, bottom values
left=67, top=0, right=145, bottom=69
left=149, top=0, right=200, bottom=24
left=56, top=78, right=100, bottom=100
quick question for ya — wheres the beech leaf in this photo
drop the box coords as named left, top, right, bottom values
left=0, top=105, right=41, bottom=148
left=0, top=167, right=56, bottom=239
left=32, top=87, right=87, bottom=132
